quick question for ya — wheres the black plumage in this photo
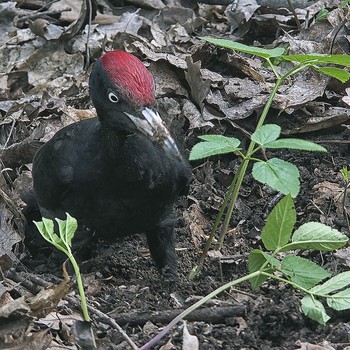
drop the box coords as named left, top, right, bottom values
left=32, top=51, right=191, bottom=276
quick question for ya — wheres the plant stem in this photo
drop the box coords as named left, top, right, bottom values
left=189, top=169, right=239, bottom=279
left=69, top=253, right=97, bottom=347
left=216, top=61, right=310, bottom=249
left=267, top=57, right=281, bottom=78
left=69, top=253, right=90, bottom=322
left=192, top=61, right=313, bottom=275
left=259, top=271, right=334, bottom=299
left=216, top=77, right=285, bottom=249
left=143, top=266, right=334, bottom=349
left=140, top=270, right=261, bottom=350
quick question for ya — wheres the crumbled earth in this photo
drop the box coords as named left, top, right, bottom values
left=1, top=1, right=350, bottom=349
left=14, top=139, right=350, bottom=350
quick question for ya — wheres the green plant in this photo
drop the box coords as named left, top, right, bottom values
left=340, top=0, right=350, bottom=8
left=34, top=213, right=95, bottom=345
left=189, top=38, right=350, bottom=278
left=248, top=194, right=350, bottom=324
left=316, top=2, right=349, bottom=24
left=139, top=195, right=350, bottom=349
left=340, top=166, right=349, bottom=185
left=316, top=9, right=329, bottom=21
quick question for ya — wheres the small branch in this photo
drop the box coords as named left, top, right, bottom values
left=66, top=295, right=139, bottom=350
left=287, top=0, right=302, bottom=31
left=140, top=271, right=260, bottom=350
left=342, top=180, right=350, bottom=233
left=84, top=0, right=92, bottom=70
left=110, top=305, right=246, bottom=327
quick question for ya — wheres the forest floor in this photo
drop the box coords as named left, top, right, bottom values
left=1, top=0, right=350, bottom=349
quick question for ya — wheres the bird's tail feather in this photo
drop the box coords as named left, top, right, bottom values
left=21, top=190, right=42, bottom=224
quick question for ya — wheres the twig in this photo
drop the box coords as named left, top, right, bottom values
left=3, top=268, right=43, bottom=294
left=65, top=295, right=139, bottom=350
left=16, top=9, right=69, bottom=26
left=342, top=181, right=350, bottom=233
left=84, top=0, right=92, bottom=70
left=4, top=117, right=16, bottom=148
left=330, top=19, right=347, bottom=54
left=108, top=305, right=246, bottom=326
left=287, top=0, right=301, bottom=31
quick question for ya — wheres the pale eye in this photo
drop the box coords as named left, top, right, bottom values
left=108, top=91, right=119, bottom=103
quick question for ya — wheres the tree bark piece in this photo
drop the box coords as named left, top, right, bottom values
left=110, top=305, right=246, bottom=326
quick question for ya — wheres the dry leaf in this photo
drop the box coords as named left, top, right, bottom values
left=295, top=340, right=336, bottom=350
left=27, top=279, right=71, bottom=318
left=185, top=56, right=211, bottom=114
left=183, top=204, right=210, bottom=248
left=0, top=274, right=70, bottom=320
left=182, top=322, right=199, bottom=350
left=235, top=316, right=248, bottom=335
left=160, top=339, right=176, bottom=350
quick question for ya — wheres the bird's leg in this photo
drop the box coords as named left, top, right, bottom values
left=146, top=210, right=177, bottom=278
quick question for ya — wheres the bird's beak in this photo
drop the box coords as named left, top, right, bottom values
left=124, top=108, right=180, bottom=156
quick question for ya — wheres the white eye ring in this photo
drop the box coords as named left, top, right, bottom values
left=108, top=91, right=119, bottom=103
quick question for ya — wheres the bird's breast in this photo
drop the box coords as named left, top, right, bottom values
left=103, top=133, right=188, bottom=195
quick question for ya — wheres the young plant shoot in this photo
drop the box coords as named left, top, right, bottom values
left=189, top=38, right=350, bottom=278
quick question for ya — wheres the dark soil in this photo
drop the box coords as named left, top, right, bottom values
left=18, top=132, right=350, bottom=349
left=1, top=2, right=350, bottom=349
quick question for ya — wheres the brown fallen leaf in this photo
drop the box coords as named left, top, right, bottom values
left=182, top=322, right=199, bottom=350
left=285, top=106, right=350, bottom=134
left=183, top=204, right=210, bottom=248
left=0, top=279, right=70, bottom=319
left=1, top=329, right=52, bottom=350
left=26, top=278, right=71, bottom=318
left=159, top=339, right=176, bottom=350
left=185, top=56, right=211, bottom=114
left=295, top=340, right=336, bottom=350
left=313, top=180, right=345, bottom=217
left=235, top=316, right=248, bottom=335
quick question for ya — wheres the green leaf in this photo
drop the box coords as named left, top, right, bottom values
left=341, top=0, right=350, bottom=8
left=261, top=251, right=281, bottom=269
left=314, top=66, right=350, bottom=83
left=248, top=250, right=268, bottom=289
left=34, top=218, right=67, bottom=254
left=189, top=135, right=241, bottom=160
left=310, top=271, right=350, bottom=294
left=34, top=220, right=48, bottom=240
left=282, top=222, right=349, bottom=251
left=42, top=217, right=62, bottom=246
left=65, top=213, right=78, bottom=245
left=42, top=217, right=54, bottom=238
left=248, top=250, right=275, bottom=289
left=198, top=135, right=238, bottom=143
left=340, top=166, right=349, bottom=184
left=261, top=194, right=296, bottom=250
left=252, top=158, right=300, bottom=198
left=55, top=218, right=67, bottom=242
left=301, top=295, right=330, bottom=325
left=251, top=124, right=281, bottom=146
left=281, top=256, right=330, bottom=289
left=201, top=37, right=285, bottom=59
left=316, top=9, right=329, bottom=21
left=326, top=288, right=350, bottom=311
left=282, top=54, right=350, bottom=67
left=56, top=213, right=78, bottom=248
left=264, top=139, right=327, bottom=152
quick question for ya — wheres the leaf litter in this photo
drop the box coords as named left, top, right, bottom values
left=1, top=0, right=350, bottom=349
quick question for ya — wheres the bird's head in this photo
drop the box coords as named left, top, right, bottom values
left=89, top=51, right=179, bottom=154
